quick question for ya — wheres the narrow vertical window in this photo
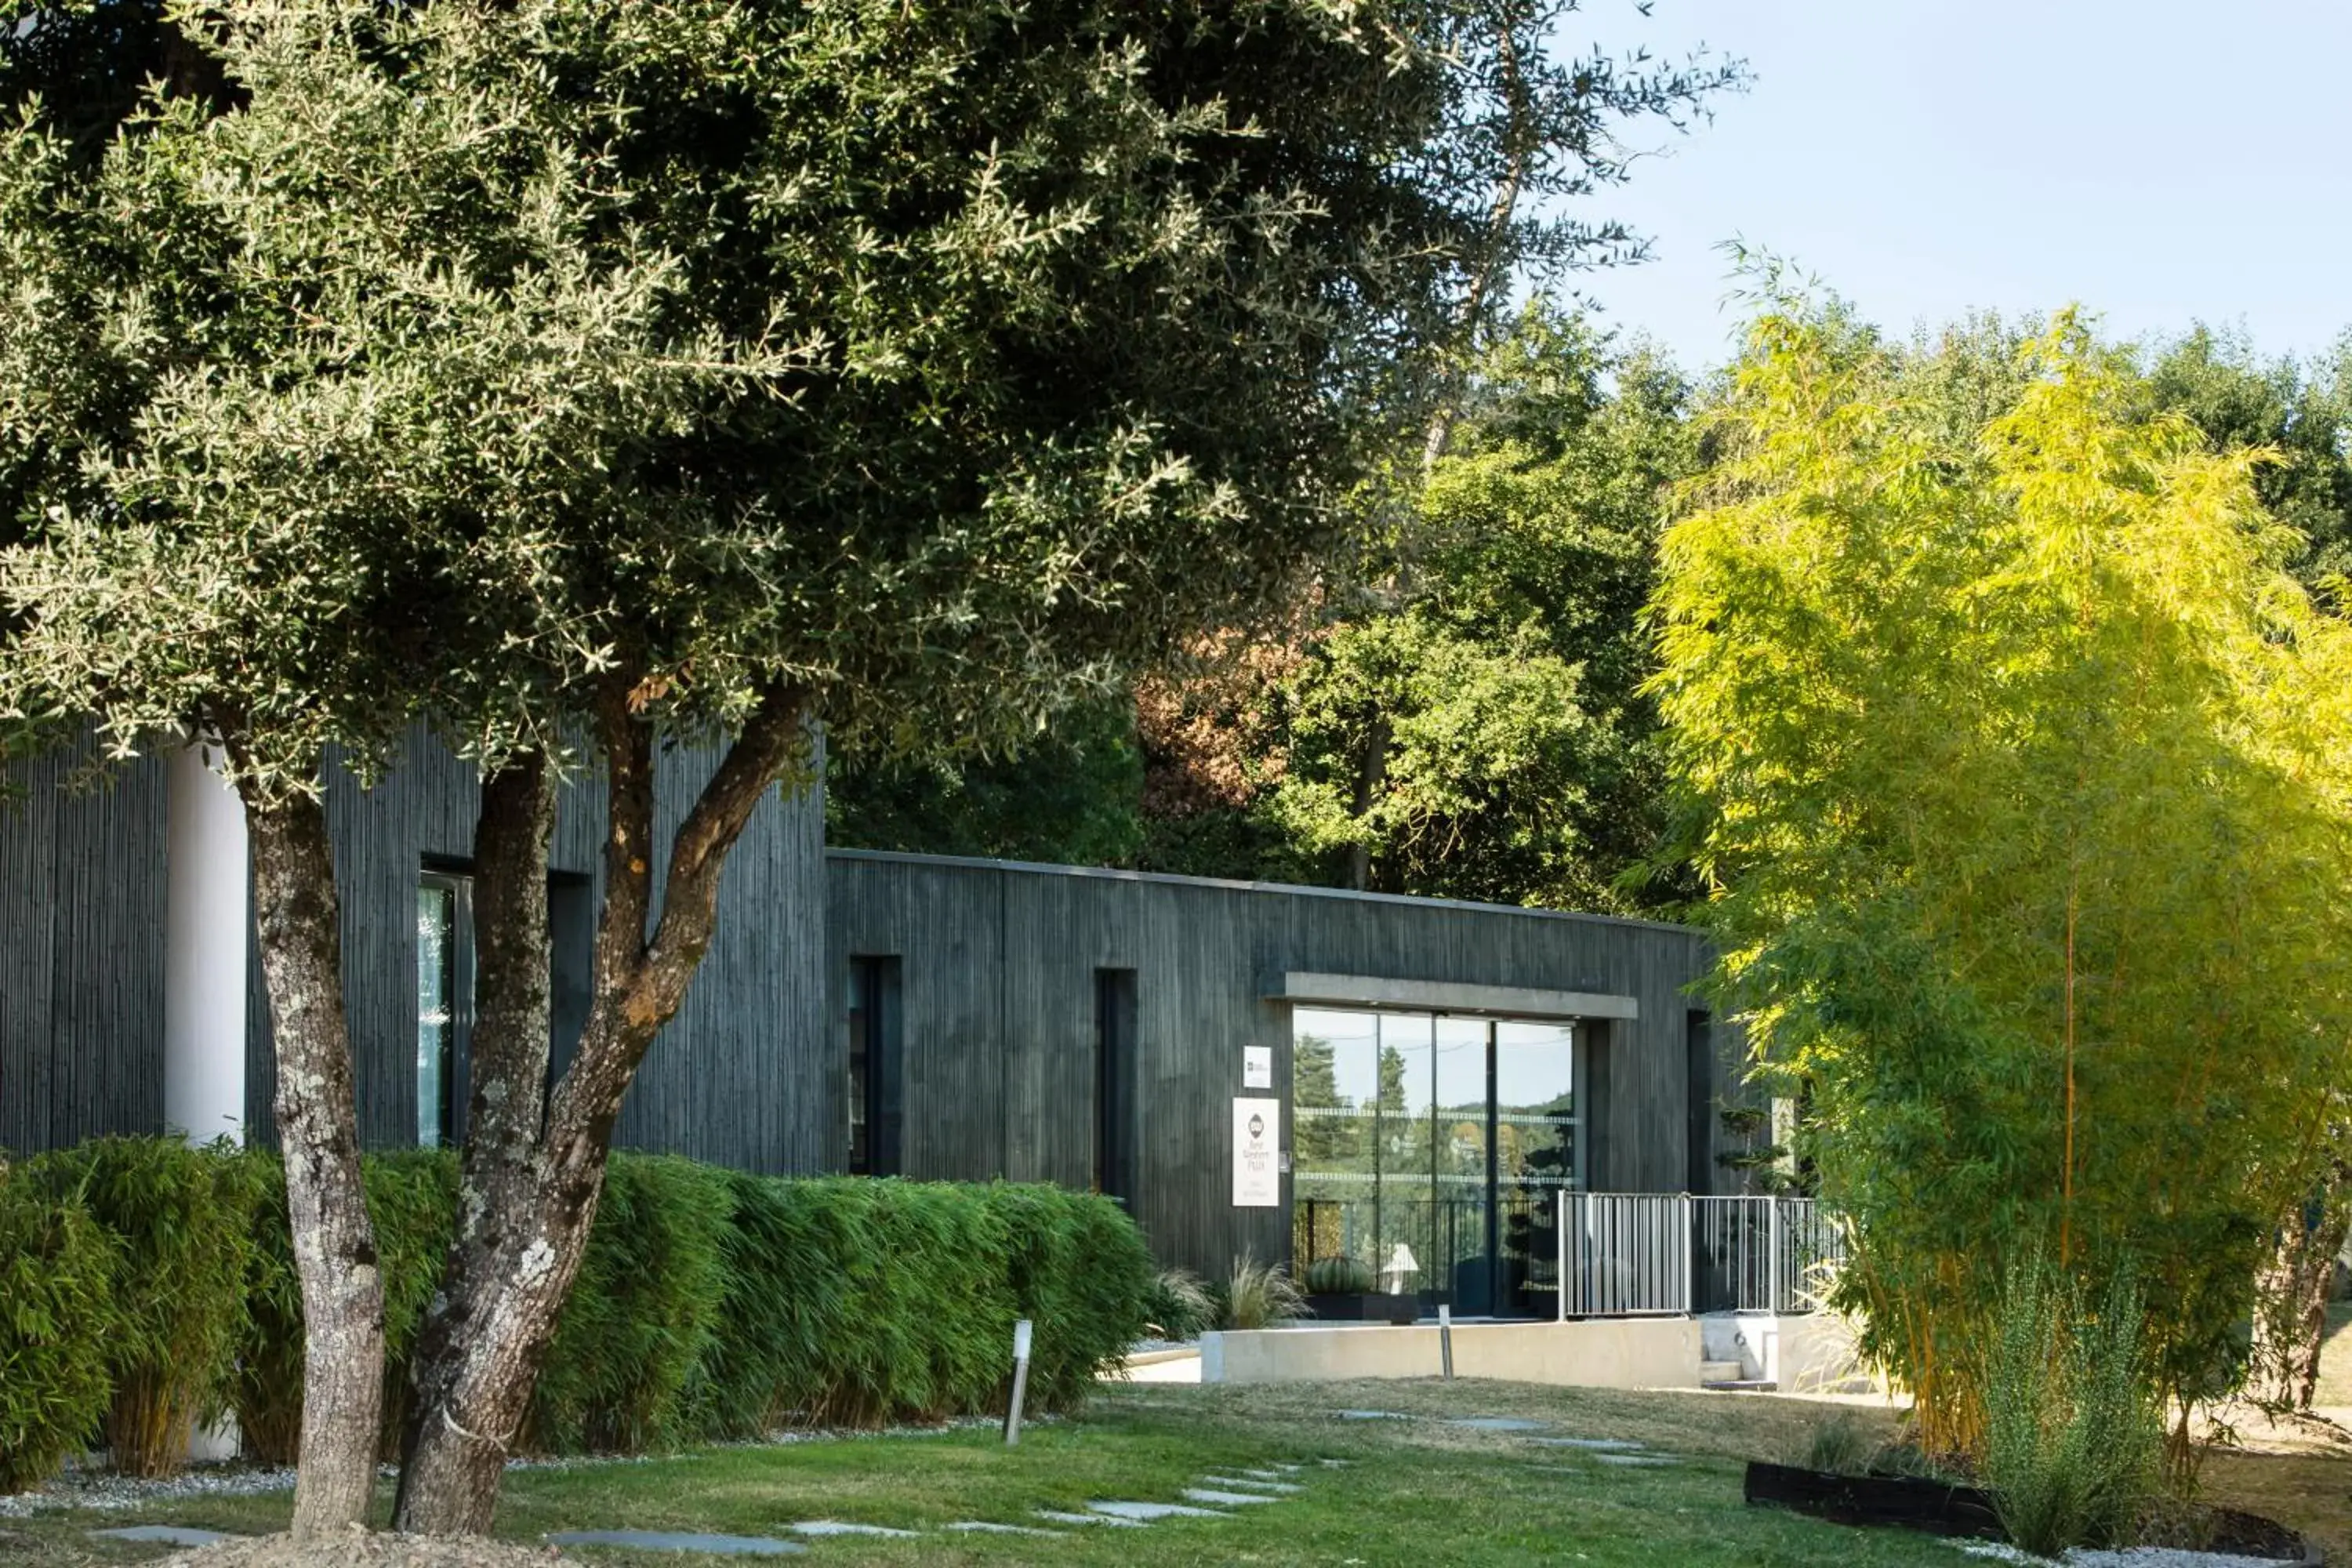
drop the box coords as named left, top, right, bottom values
left=847, top=956, right=901, bottom=1176
left=1094, top=968, right=1138, bottom=1203
left=1686, top=1010, right=1715, bottom=1198
left=416, top=870, right=473, bottom=1149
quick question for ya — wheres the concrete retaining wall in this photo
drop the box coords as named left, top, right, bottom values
left=1200, top=1317, right=1702, bottom=1388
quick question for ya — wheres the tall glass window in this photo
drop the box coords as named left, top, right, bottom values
left=1293, top=1007, right=1576, bottom=1316
left=416, top=872, right=472, bottom=1149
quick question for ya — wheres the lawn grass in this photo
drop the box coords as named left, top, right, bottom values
left=1, top=1377, right=2343, bottom=1567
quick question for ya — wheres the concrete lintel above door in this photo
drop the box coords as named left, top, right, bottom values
left=1265, top=971, right=1638, bottom=1021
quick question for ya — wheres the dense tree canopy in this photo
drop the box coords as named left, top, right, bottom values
left=1260, top=308, right=1696, bottom=909
left=1653, top=298, right=2352, bottom=1457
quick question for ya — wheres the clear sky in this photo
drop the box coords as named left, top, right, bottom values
left=1563, top=0, right=2352, bottom=374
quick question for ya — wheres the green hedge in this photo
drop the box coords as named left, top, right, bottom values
left=532, top=1155, right=732, bottom=1454
left=235, top=1149, right=459, bottom=1465
left=27, top=1138, right=256, bottom=1478
left=0, top=1138, right=1150, bottom=1490
left=0, top=1162, right=117, bottom=1493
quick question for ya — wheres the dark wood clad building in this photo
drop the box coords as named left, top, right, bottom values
left=3, top=733, right=1735, bottom=1316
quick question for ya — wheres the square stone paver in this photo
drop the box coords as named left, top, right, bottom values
left=93, top=1528, right=233, bottom=1548
left=788, top=1520, right=919, bottom=1537
left=547, top=1531, right=807, bottom=1556
left=1087, top=1500, right=1232, bottom=1521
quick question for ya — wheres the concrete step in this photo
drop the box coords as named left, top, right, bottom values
left=1698, top=1359, right=1747, bottom=1382
left=1702, top=1378, right=1778, bottom=1392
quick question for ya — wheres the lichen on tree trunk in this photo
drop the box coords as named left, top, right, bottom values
left=391, top=685, right=808, bottom=1535
left=243, top=789, right=385, bottom=1537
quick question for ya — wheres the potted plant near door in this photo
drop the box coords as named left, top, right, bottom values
left=1302, top=1256, right=1418, bottom=1325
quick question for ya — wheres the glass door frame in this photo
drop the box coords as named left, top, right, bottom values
left=1289, top=1004, right=1584, bottom=1318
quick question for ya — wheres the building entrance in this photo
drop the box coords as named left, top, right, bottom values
left=1290, top=1007, right=1577, bottom=1317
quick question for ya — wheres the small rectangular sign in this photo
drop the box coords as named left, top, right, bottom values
left=1232, top=1097, right=1280, bottom=1207
left=1242, top=1044, right=1273, bottom=1089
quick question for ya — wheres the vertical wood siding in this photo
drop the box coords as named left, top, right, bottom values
left=247, top=723, right=826, bottom=1171
left=824, top=851, right=1730, bottom=1279
left=0, top=733, right=167, bottom=1153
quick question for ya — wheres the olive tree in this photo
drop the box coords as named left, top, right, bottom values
left=0, top=0, right=1732, bottom=1532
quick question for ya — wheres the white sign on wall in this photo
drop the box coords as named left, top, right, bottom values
left=1242, top=1044, right=1273, bottom=1090
left=1232, top=1096, right=1281, bottom=1207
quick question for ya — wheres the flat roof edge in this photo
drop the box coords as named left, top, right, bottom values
left=1271, top=971, right=1640, bottom=1020
left=822, top=847, right=1702, bottom=938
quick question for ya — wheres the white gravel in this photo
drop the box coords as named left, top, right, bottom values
left=1958, top=1541, right=2303, bottom=1566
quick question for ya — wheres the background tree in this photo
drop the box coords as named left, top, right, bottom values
left=0, top=0, right=1735, bottom=1534
left=1261, top=307, right=1697, bottom=909
left=1653, top=296, right=2352, bottom=1463
left=826, top=695, right=1146, bottom=866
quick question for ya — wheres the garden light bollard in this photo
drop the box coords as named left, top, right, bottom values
left=1004, top=1319, right=1034, bottom=1446
left=1439, top=1304, right=1454, bottom=1380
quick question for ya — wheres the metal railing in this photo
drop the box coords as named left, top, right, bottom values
left=1557, top=1192, right=1845, bottom=1319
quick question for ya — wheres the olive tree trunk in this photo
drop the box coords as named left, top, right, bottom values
left=242, top=788, right=385, bottom=1537
left=390, top=681, right=807, bottom=1535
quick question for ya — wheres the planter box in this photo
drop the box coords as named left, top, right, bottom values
left=1743, top=1461, right=2002, bottom=1540
left=1303, top=1291, right=1419, bottom=1325
left=1744, top=1464, right=2321, bottom=1563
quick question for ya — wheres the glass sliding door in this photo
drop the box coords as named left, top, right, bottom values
left=1290, top=1006, right=1578, bottom=1316
left=1494, top=1020, right=1577, bottom=1316
left=1291, top=1008, right=1381, bottom=1279
left=1432, top=1017, right=1493, bottom=1312
left=1374, top=1012, right=1435, bottom=1299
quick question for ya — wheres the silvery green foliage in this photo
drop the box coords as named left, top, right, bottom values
left=0, top=0, right=1734, bottom=792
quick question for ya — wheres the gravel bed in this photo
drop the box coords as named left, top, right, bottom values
left=0, top=1462, right=299, bottom=1519
left=1961, top=1542, right=2304, bottom=1567
left=1128, top=1338, right=1196, bottom=1356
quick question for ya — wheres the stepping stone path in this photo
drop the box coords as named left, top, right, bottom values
left=547, top=1531, right=807, bottom=1556
left=545, top=1455, right=1329, bottom=1552
left=1447, top=1417, right=1551, bottom=1432
left=1333, top=1408, right=1412, bottom=1421
left=93, top=1527, right=233, bottom=1548
left=1200, top=1475, right=1303, bottom=1493
left=1529, top=1437, right=1644, bottom=1451
left=788, top=1521, right=920, bottom=1538
left=1087, top=1500, right=1232, bottom=1522
left=1036, top=1510, right=1148, bottom=1528
left=947, top=1522, right=1065, bottom=1537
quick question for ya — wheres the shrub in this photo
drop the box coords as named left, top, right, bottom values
left=1982, top=1258, right=2164, bottom=1555
left=531, top=1155, right=732, bottom=1454
left=693, top=1171, right=867, bottom=1439
left=234, top=1147, right=458, bottom=1463
left=1221, top=1254, right=1306, bottom=1330
left=1798, top=1410, right=1876, bottom=1476
left=28, top=1138, right=254, bottom=1478
left=840, top=1178, right=1017, bottom=1424
left=0, top=1160, right=118, bottom=1493
left=1304, top=1255, right=1375, bottom=1295
left=24, top=1134, right=1151, bottom=1467
left=699, top=1176, right=1152, bottom=1433
left=986, top=1184, right=1152, bottom=1412
left=1142, top=1267, right=1214, bottom=1341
